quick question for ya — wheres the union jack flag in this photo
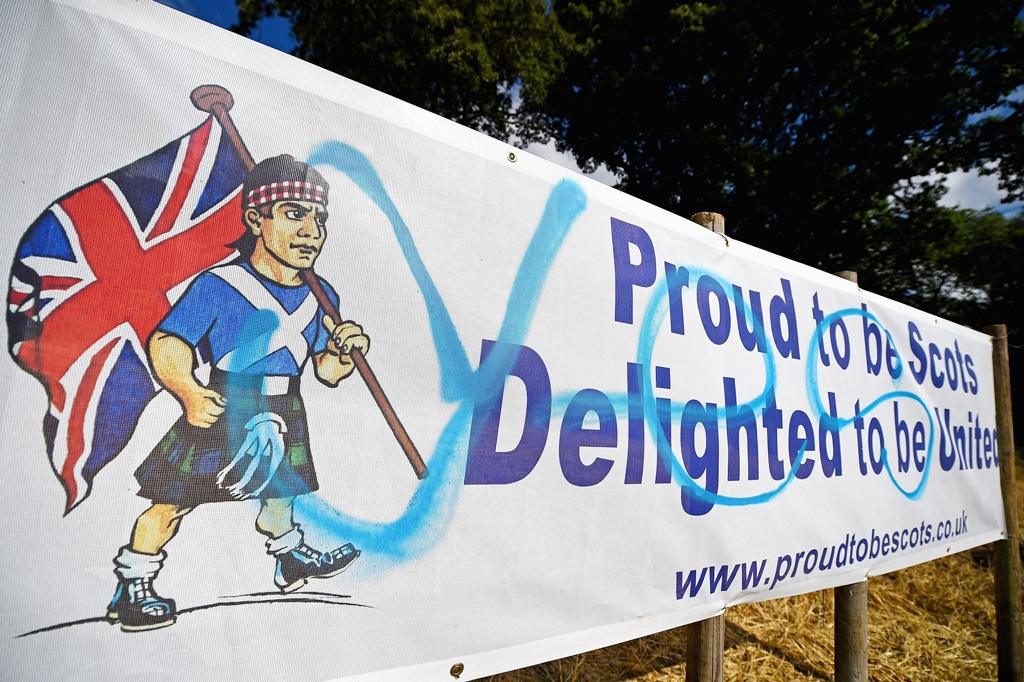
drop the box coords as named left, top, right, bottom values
left=7, top=114, right=247, bottom=512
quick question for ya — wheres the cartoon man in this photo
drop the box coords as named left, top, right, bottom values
left=106, top=155, right=368, bottom=632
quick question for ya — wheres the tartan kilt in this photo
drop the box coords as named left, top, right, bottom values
left=136, top=372, right=318, bottom=506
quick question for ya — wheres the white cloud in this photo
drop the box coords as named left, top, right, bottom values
left=521, top=139, right=620, bottom=186
left=913, top=166, right=1022, bottom=215
left=940, top=169, right=1005, bottom=209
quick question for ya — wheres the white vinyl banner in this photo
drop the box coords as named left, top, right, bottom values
left=0, top=2, right=1007, bottom=680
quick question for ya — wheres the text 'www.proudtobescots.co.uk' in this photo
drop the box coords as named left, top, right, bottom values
left=676, top=510, right=970, bottom=599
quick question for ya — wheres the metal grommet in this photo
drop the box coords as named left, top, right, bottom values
left=507, top=151, right=517, bottom=163
left=450, top=662, right=465, bottom=678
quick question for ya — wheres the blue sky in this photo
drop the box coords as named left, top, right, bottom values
left=156, top=0, right=1019, bottom=214
left=156, top=0, right=296, bottom=52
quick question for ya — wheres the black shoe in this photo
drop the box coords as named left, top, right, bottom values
left=275, top=543, right=360, bottom=593
left=106, top=578, right=177, bottom=632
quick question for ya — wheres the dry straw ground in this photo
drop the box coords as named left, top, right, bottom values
left=487, top=478, right=1022, bottom=681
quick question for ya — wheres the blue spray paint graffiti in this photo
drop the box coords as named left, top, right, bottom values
left=804, top=308, right=933, bottom=500
left=632, top=282, right=935, bottom=507
left=633, top=269, right=803, bottom=507
left=296, top=140, right=936, bottom=568
left=297, top=141, right=587, bottom=562
left=306, top=142, right=472, bottom=403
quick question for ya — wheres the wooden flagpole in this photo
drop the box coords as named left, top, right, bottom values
left=190, top=84, right=428, bottom=480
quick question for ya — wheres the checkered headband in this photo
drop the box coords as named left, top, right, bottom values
left=245, top=180, right=328, bottom=209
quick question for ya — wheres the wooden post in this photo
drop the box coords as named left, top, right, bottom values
left=691, top=211, right=725, bottom=235
left=686, top=211, right=726, bottom=682
left=834, top=581, right=868, bottom=681
left=985, top=324, right=1023, bottom=682
left=833, top=269, right=869, bottom=682
left=686, top=616, right=724, bottom=682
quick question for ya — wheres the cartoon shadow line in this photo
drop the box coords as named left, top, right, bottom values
left=221, top=590, right=352, bottom=599
left=17, top=594, right=372, bottom=638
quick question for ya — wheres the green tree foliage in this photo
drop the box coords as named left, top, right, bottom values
left=862, top=185, right=1023, bottom=330
left=236, top=1, right=1022, bottom=268
left=235, top=0, right=568, bottom=139
left=535, top=2, right=1023, bottom=268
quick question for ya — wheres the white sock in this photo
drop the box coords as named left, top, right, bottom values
left=265, top=527, right=303, bottom=556
left=113, top=546, right=165, bottom=580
